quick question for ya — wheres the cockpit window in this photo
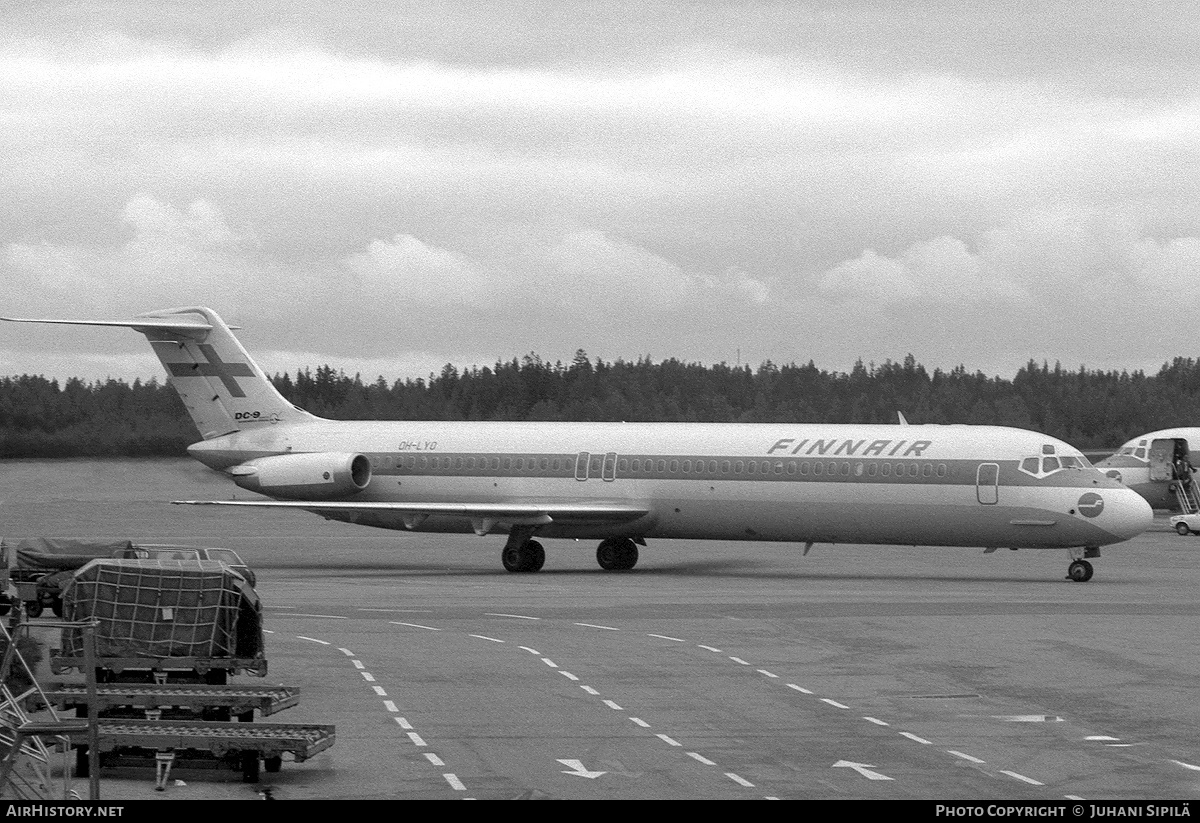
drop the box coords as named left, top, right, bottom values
left=1134, top=448, right=1146, bottom=459
left=1019, top=450, right=1090, bottom=478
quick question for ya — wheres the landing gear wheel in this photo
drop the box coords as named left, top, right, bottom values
left=597, top=538, right=638, bottom=571
left=264, top=756, right=282, bottom=773
left=1176, top=522, right=1191, bottom=536
left=1067, top=559, right=1094, bottom=582
left=51, top=597, right=64, bottom=618
left=502, top=539, right=545, bottom=573
left=523, top=540, right=545, bottom=572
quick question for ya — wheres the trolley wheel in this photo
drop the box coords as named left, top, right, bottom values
left=240, top=751, right=260, bottom=783
left=24, top=600, right=43, bottom=618
left=1176, top=522, right=1191, bottom=536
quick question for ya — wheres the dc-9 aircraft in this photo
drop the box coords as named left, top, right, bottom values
left=3, top=307, right=1151, bottom=581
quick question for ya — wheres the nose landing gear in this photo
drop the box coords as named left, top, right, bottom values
left=1066, top=546, right=1099, bottom=581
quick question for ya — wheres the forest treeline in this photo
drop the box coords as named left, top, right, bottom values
left=3, top=352, right=1200, bottom=458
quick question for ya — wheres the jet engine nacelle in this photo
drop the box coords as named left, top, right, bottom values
left=229, top=452, right=372, bottom=500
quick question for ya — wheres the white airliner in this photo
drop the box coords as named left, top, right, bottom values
left=1095, top=428, right=1200, bottom=513
left=3, top=307, right=1152, bottom=581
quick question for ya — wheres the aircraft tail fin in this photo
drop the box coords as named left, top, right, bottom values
left=2, top=307, right=313, bottom=439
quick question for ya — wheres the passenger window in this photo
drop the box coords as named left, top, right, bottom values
left=721, top=461, right=730, bottom=473
left=657, top=460, right=666, bottom=472
left=670, top=460, right=679, bottom=473
left=682, top=460, right=692, bottom=473
left=734, top=461, right=743, bottom=473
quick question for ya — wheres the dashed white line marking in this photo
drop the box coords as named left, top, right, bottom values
left=787, top=684, right=813, bottom=694
left=647, top=634, right=685, bottom=642
left=488, top=613, right=540, bottom=620
left=444, top=774, right=466, bottom=791
left=821, top=698, right=849, bottom=709
left=361, top=672, right=376, bottom=682
left=687, top=752, right=716, bottom=766
left=1171, top=760, right=1200, bottom=771
left=575, top=622, right=619, bottom=631
left=580, top=686, right=600, bottom=695
left=630, top=718, right=650, bottom=728
left=352, top=660, right=365, bottom=669
left=948, top=750, right=985, bottom=763
left=372, top=686, right=387, bottom=696
left=358, top=608, right=433, bottom=613
left=603, top=699, right=624, bottom=711
left=383, top=701, right=398, bottom=712
left=1086, top=735, right=1120, bottom=741
left=863, top=717, right=889, bottom=726
left=725, top=773, right=754, bottom=788
left=541, top=658, right=558, bottom=668
left=519, top=646, right=541, bottom=655
left=338, top=648, right=354, bottom=656
left=729, top=656, right=749, bottom=665
left=656, top=734, right=681, bottom=746
left=757, top=669, right=778, bottom=678
left=407, top=732, right=427, bottom=747
left=470, top=634, right=504, bottom=643
left=395, top=717, right=413, bottom=730
left=1001, top=770, right=1044, bottom=785
left=286, top=613, right=347, bottom=619
left=559, top=671, right=579, bottom=681
left=424, top=753, right=445, bottom=766
left=389, top=621, right=441, bottom=631
left=699, top=645, right=722, bottom=653
left=297, top=636, right=331, bottom=645
left=899, top=732, right=932, bottom=744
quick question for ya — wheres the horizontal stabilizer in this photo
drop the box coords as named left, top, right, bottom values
left=1, top=314, right=216, bottom=338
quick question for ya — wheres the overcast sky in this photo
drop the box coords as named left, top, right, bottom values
left=2, top=2, right=1198, bottom=388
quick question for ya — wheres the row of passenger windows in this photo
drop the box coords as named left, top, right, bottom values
left=623, top=458, right=948, bottom=478
left=389, top=454, right=950, bottom=479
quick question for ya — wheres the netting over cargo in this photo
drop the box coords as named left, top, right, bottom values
left=60, top=560, right=264, bottom=660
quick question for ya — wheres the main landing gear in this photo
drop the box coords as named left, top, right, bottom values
left=500, top=529, right=641, bottom=573
left=1066, top=546, right=1100, bottom=582
left=502, top=535, right=545, bottom=573
left=596, top=537, right=638, bottom=571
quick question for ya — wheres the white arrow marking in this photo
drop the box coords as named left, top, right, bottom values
left=558, top=759, right=606, bottom=779
left=833, top=760, right=894, bottom=781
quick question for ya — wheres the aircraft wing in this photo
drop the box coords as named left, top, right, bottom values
left=171, top=498, right=651, bottom=532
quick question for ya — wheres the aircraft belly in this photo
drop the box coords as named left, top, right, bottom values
left=312, top=477, right=1126, bottom=548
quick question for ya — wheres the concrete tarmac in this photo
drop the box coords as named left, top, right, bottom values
left=14, top=515, right=1199, bottom=802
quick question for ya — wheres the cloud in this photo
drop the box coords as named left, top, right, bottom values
left=817, top=235, right=1029, bottom=306
left=343, top=233, right=489, bottom=302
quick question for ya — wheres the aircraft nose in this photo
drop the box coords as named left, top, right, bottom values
left=1100, top=489, right=1153, bottom=542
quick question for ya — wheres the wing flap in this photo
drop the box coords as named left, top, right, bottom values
left=172, top=499, right=650, bottom=524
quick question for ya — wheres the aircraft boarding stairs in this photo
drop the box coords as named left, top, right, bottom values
left=1173, top=475, right=1200, bottom=514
